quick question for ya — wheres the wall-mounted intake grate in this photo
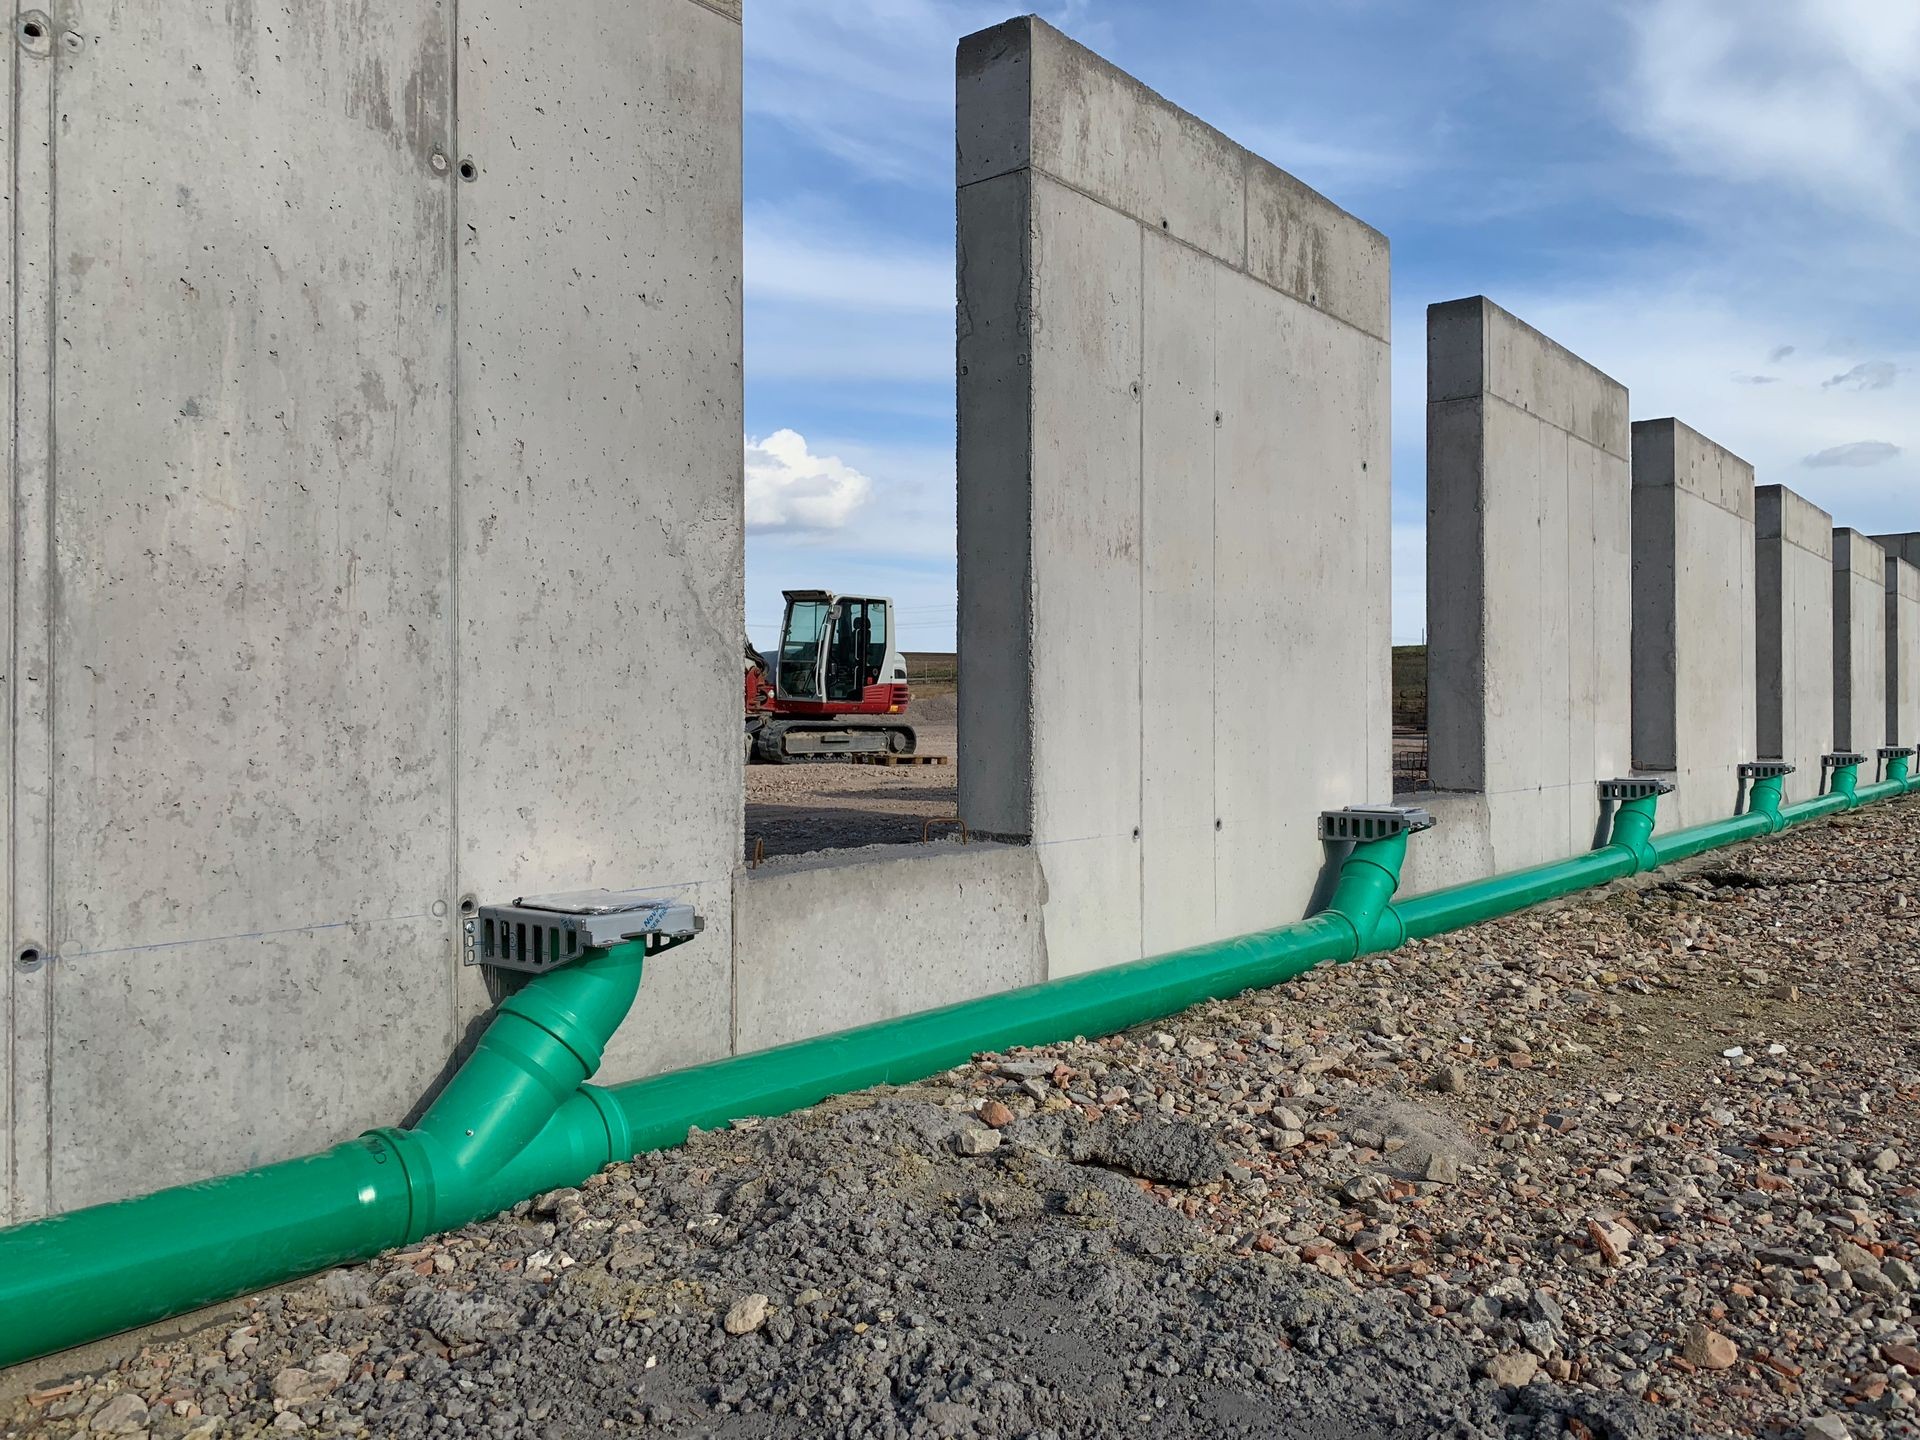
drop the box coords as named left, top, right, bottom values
left=1318, top=805, right=1436, bottom=843
left=1738, top=760, right=1796, bottom=780
left=1822, top=752, right=1867, bottom=769
left=1878, top=746, right=1916, bottom=760
left=465, top=889, right=701, bottom=974
left=1599, top=777, right=1675, bottom=800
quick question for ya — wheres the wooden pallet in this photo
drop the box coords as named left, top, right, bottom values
left=849, top=753, right=951, bottom=767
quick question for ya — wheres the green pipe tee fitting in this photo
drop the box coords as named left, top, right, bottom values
left=1320, top=830, right=1410, bottom=955
left=1825, top=756, right=1863, bottom=804
left=1600, top=783, right=1667, bottom=872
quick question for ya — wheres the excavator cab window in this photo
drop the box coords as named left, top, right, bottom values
left=777, top=597, right=829, bottom=699
left=824, top=600, right=876, bottom=702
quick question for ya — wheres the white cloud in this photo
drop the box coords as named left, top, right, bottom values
left=745, top=430, right=874, bottom=533
left=1619, top=0, right=1920, bottom=227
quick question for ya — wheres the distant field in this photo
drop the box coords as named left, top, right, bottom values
left=1392, top=644, right=1427, bottom=728
left=904, top=651, right=957, bottom=684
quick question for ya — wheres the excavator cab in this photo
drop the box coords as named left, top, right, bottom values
left=748, top=590, right=915, bottom=762
left=774, top=590, right=902, bottom=703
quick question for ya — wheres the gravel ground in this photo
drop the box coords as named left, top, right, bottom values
left=746, top=694, right=957, bottom=859
left=7, top=800, right=1918, bottom=1440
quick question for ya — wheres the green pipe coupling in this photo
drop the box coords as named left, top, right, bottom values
left=1739, top=761, right=1794, bottom=833
left=1822, top=753, right=1866, bottom=803
left=1598, top=777, right=1672, bottom=871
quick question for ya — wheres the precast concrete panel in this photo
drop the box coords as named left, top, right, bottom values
left=1756, top=487, right=1834, bottom=802
left=1139, top=235, right=1218, bottom=955
left=25, top=1, right=460, bottom=1217
left=1023, top=175, right=1144, bottom=977
left=7, top=0, right=742, bottom=1217
left=451, top=0, right=742, bottom=1081
left=733, top=844, right=1047, bottom=1051
left=1887, top=559, right=1920, bottom=747
left=1211, top=268, right=1389, bottom=941
left=1873, top=534, right=1920, bottom=747
left=1833, top=531, right=1888, bottom=751
left=957, top=17, right=1389, bottom=977
left=1410, top=298, right=1629, bottom=893
left=1630, top=421, right=1757, bottom=831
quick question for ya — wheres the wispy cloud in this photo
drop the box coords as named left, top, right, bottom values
left=1823, top=361, right=1898, bottom=391
left=1804, top=441, right=1902, bottom=469
left=745, top=209, right=949, bottom=314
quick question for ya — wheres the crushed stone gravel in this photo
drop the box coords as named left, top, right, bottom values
left=5, top=801, right=1918, bottom=1440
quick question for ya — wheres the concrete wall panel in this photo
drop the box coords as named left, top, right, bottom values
left=29, top=0, right=460, bottom=1217
left=1410, top=298, right=1628, bottom=892
left=1833, top=531, right=1888, bottom=752
left=733, top=844, right=1047, bottom=1052
left=1888, top=559, right=1920, bottom=747
left=451, top=0, right=742, bottom=1081
left=1874, top=539, right=1920, bottom=748
left=7, top=0, right=742, bottom=1218
left=1630, top=420, right=1757, bottom=830
left=1755, top=486, right=1833, bottom=802
left=957, top=17, right=1389, bottom=976
left=1211, top=267, right=1390, bottom=939
left=1139, top=235, right=1218, bottom=955
left=1024, top=176, right=1144, bottom=976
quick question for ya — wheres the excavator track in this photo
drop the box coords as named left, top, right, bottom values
left=751, top=719, right=916, bottom=764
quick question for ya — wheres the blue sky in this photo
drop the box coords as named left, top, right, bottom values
left=742, top=0, right=1920, bottom=650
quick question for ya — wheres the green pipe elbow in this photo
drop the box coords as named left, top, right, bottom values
left=1890, top=754, right=1913, bottom=785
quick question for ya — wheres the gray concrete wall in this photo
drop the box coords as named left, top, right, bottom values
left=1873, top=535, right=1920, bottom=747
left=5, top=0, right=742, bottom=1221
left=1887, top=559, right=1920, bottom=748
left=1416, top=297, right=1629, bottom=888
left=732, top=843, right=1047, bottom=1051
left=955, top=16, right=1391, bottom=976
left=1629, top=420, right=1757, bottom=830
left=1833, top=531, right=1888, bottom=752
left=1755, top=486, right=1834, bottom=802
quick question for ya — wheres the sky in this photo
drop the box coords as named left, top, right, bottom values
left=741, top=0, right=1920, bottom=651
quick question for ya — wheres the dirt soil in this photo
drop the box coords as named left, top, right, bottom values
left=746, top=692, right=959, bottom=860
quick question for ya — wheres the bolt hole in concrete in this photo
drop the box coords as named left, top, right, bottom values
left=459, top=895, right=477, bottom=916
left=22, top=20, right=42, bottom=38
left=459, top=159, right=478, bottom=181
left=15, top=945, right=41, bottom=972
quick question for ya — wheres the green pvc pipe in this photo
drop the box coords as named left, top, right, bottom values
left=0, top=942, right=648, bottom=1364
left=0, top=771, right=1909, bottom=1370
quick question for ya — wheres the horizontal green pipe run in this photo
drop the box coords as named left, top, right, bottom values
left=0, top=781, right=1908, bottom=1369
